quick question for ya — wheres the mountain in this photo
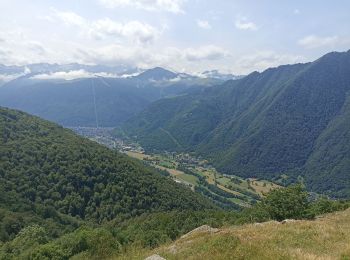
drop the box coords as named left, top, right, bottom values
left=121, top=50, right=350, bottom=198
left=0, top=66, right=229, bottom=127
left=0, top=106, right=214, bottom=225
left=133, top=67, right=178, bottom=81
left=0, top=77, right=163, bottom=127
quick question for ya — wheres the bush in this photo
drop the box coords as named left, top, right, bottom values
left=261, top=185, right=313, bottom=221
left=0, top=225, right=48, bottom=259
left=309, top=197, right=350, bottom=216
left=29, top=227, right=120, bottom=260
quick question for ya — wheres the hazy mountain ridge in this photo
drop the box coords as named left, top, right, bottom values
left=0, top=64, right=238, bottom=127
left=0, top=65, right=237, bottom=126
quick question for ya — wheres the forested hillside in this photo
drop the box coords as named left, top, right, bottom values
left=0, top=107, right=215, bottom=236
left=122, top=50, right=350, bottom=198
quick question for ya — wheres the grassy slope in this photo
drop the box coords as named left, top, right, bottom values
left=120, top=208, right=350, bottom=259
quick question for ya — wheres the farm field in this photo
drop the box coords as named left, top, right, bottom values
left=126, top=151, right=280, bottom=208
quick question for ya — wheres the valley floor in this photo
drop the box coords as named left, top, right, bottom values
left=117, top=208, right=350, bottom=260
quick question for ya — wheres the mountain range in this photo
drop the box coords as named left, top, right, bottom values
left=121, top=50, right=350, bottom=198
left=0, top=65, right=237, bottom=127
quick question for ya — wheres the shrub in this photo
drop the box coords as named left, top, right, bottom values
left=261, top=185, right=312, bottom=221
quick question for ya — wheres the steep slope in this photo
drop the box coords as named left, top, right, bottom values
left=122, top=50, right=350, bottom=197
left=122, top=61, right=310, bottom=150
left=0, top=107, right=215, bottom=226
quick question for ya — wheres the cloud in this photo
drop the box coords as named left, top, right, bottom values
left=27, top=41, right=47, bottom=55
left=90, top=19, right=159, bottom=43
left=0, top=31, right=55, bottom=65
left=196, top=19, right=211, bottom=29
left=54, top=10, right=86, bottom=27
left=52, top=10, right=160, bottom=44
left=74, top=43, right=229, bottom=70
left=98, top=0, right=185, bottom=14
left=75, top=44, right=153, bottom=67
left=183, top=45, right=228, bottom=61
left=31, top=70, right=119, bottom=80
left=235, top=17, right=258, bottom=31
left=0, top=73, right=23, bottom=83
left=294, top=9, right=300, bottom=15
left=237, top=51, right=305, bottom=73
left=0, top=66, right=31, bottom=83
left=298, top=35, right=339, bottom=49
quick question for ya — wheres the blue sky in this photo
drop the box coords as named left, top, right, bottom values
left=0, top=0, right=349, bottom=74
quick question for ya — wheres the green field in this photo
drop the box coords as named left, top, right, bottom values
left=126, top=151, right=280, bottom=208
left=177, top=174, right=198, bottom=185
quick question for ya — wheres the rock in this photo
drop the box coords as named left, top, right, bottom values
left=253, top=220, right=280, bottom=226
left=144, top=254, right=166, bottom=260
left=181, top=225, right=219, bottom=239
left=281, top=219, right=296, bottom=224
left=168, top=244, right=177, bottom=254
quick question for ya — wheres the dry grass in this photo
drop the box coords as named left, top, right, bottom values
left=248, top=178, right=281, bottom=196
left=126, top=151, right=150, bottom=160
left=116, top=209, right=350, bottom=260
left=155, top=165, right=184, bottom=176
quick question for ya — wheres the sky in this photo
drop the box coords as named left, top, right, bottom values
left=0, top=0, right=350, bottom=74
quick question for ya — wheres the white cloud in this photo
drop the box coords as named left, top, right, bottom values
left=75, top=44, right=153, bottom=67
left=31, top=70, right=119, bottom=80
left=294, top=9, right=300, bottom=15
left=298, top=35, right=339, bottom=49
left=0, top=31, right=55, bottom=65
left=74, top=43, right=229, bottom=70
left=183, top=45, right=228, bottom=61
left=0, top=67, right=31, bottom=83
left=237, top=51, right=305, bottom=73
left=98, top=0, right=185, bottom=14
left=196, top=19, right=211, bottom=29
left=90, top=19, right=159, bottom=43
left=235, top=17, right=258, bottom=31
left=52, top=10, right=160, bottom=44
left=54, top=10, right=86, bottom=27
left=0, top=73, right=23, bottom=82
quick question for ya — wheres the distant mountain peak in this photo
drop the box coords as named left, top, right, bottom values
left=134, top=67, right=178, bottom=81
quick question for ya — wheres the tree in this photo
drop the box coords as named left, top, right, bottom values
left=262, top=185, right=312, bottom=221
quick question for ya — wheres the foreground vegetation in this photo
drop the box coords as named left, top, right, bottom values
left=132, top=207, right=350, bottom=260
left=1, top=184, right=349, bottom=259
